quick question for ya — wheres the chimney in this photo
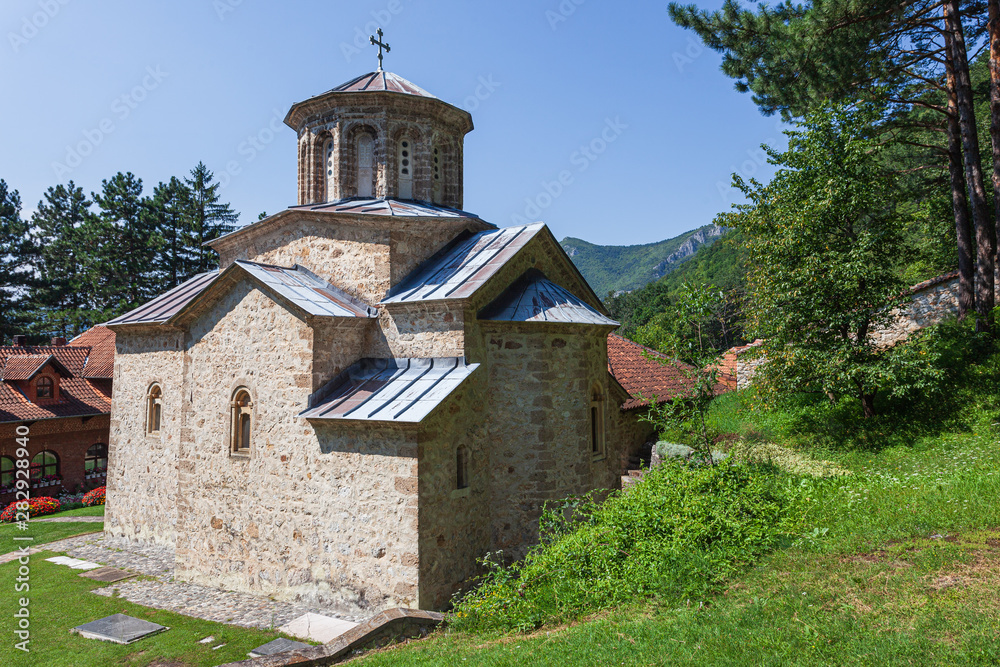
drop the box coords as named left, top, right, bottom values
left=12, top=335, right=26, bottom=347
left=51, top=337, right=67, bottom=347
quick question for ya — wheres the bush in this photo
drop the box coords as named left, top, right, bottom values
left=452, top=461, right=794, bottom=632
left=82, top=486, right=105, bottom=507
left=0, top=496, right=60, bottom=522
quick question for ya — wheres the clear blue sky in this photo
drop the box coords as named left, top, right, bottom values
left=0, top=0, right=785, bottom=246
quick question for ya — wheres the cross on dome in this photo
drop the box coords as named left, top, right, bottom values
left=370, top=28, right=390, bottom=71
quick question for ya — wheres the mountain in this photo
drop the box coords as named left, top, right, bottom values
left=561, top=224, right=725, bottom=297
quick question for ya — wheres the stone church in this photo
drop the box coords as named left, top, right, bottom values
left=105, top=67, right=653, bottom=615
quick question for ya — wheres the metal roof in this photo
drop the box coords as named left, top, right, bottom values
left=106, top=271, right=218, bottom=326
left=301, top=357, right=479, bottom=423
left=287, top=197, right=485, bottom=220
left=233, top=261, right=379, bottom=319
left=479, top=270, right=619, bottom=326
left=328, top=71, right=437, bottom=99
left=381, top=223, right=545, bottom=304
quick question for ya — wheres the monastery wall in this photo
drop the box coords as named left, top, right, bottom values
left=105, top=328, right=185, bottom=546
left=173, top=283, right=421, bottom=615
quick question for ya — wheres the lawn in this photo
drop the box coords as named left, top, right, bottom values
left=0, top=553, right=290, bottom=666
left=0, top=505, right=106, bottom=553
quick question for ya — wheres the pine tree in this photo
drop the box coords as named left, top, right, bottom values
left=26, top=182, right=101, bottom=338
left=91, top=173, right=162, bottom=317
left=183, top=162, right=238, bottom=275
left=0, top=180, right=30, bottom=343
left=149, top=177, right=193, bottom=289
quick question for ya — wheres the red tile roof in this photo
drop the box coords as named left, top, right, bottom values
left=71, top=326, right=116, bottom=379
left=607, top=333, right=725, bottom=411
left=0, top=326, right=115, bottom=423
left=1, top=355, right=57, bottom=381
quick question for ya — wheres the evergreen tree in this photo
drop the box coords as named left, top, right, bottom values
left=26, top=182, right=101, bottom=337
left=149, top=177, right=193, bottom=289
left=91, top=172, right=162, bottom=317
left=183, top=162, right=238, bottom=275
left=0, top=180, right=30, bottom=343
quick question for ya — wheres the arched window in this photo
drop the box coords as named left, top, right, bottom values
left=85, top=443, right=108, bottom=473
left=0, top=456, right=14, bottom=488
left=590, top=384, right=606, bottom=459
left=398, top=137, right=413, bottom=199
left=30, top=451, right=58, bottom=480
left=230, top=389, right=253, bottom=454
left=432, top=146, right=444, bottom=204
left=146, top=384, right=162, bottom=435
left=324, top=138, right=335, bottom=201
left=456, top=445, right=470, bottom=490
left=357, top=134, right=374, bottom=198
left=36, top=376, right=53, bottom=399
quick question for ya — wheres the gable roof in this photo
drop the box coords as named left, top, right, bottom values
left=0, top=325, right=115, bottom=423
left=381, top=223, right=546, bottom=304
left=301, top=357, right=479, bottom=423
left=607, top=334, right=726, bottom=411
left=0, top=354, right=71, bottom=381
left=287, top=197, right=487, bottom=220
left=479, top=270, right=619, bottom=326
left=106, top=271, right=219, bottom=326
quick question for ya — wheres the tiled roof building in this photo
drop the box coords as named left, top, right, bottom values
left=0, top=326, right=115, bottom=502
left=106, top=64, right=666, bottom=617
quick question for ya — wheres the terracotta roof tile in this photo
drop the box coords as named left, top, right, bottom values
left=1, top=355, right=55, bottom=381
left=71, top=326, right=115, bottom=379
left=607, top=333, right=725, bottom=410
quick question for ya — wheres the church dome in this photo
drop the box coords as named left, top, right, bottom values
left=284, top=69, right=473, bottom=210
left=327, top=71, right=438, bottom=99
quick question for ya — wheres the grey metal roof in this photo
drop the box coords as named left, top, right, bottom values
left=381, top=223, right=545, bottom=304
left=105, top=271, right=218, bottom=326
left=301, top=357, right=479, bottom=423
left=479, top=270, right=619, bottom=326
left=287, top=197, right=486, bottom=220
left=328, top=71, right=438, bottom=99
left=232, top=261, right=378, bottom=319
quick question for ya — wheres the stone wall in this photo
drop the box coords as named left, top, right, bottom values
left=474, top=324, right=620, bottom=559
left=170, top=281, right=423, bottom=615
left=106, top=327, right=184, bottom=546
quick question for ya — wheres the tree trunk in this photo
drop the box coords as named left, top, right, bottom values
left=990, top=0, right=1000, bottom=278
left=860, top=392, right=877, bottom=419
left=946, top=0, right=996, bottom=333
left=945, top=40, right=975, bottom=320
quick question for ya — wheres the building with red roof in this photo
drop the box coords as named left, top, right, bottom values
left=0, top=326, right=115, bottom=502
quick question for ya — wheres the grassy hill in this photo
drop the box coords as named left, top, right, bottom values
left=561, top=224, right=724, bottom=298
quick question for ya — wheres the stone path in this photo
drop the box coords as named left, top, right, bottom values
left=34, top=516, right=105, bottom=523
left=40, top=533, right=364, bottom=628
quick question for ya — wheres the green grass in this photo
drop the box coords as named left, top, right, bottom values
left=0, top=505, right=106, bottom=553
left=0, top=553, right=291, bottom=666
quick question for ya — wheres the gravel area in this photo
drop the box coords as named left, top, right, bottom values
left=33, top=533, right=363, bottom=628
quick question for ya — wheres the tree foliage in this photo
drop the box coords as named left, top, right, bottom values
left=726, top=103, right=931, bottom=418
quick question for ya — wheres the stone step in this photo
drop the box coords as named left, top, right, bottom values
left=627, top=469, right=644, bottom=478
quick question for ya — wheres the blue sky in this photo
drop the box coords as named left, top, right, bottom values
left=0, top=0, right=785, bottom=246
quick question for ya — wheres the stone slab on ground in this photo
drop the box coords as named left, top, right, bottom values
left=80, top=566, right=135, bottom=583
left=44, top=556, right=102, bottom=570
left=71, top=613, right=168, bottom=645
left=249, top=638, right=312, bottom=658
left=278, top=613, right=358, bottom=643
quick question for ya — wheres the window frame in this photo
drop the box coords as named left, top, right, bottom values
left=146, top=383, right=163, bottom=436
left=324, top=138, right=336, bottom=202
left=230, top=388, right=254, bottom=456
left=85, top=443, right=108, bottom=474
left=590, top=384, right=606, bottom=461
left=398, top=136, right=413, bottom=199
left=357, top=133, right=375, bottom=198
left=0, top=456, right=14, bottom=488
left=431, top=145, right=444, bottom=204
left=30, top=450, right=59, bottom=480
left=36, top=376, right=54, bottom=399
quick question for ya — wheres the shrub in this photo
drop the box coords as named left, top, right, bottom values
left=0, top=496, right=60, bottom=522
left=452, top=461, right=794, bottom=632
left=82, top=486, right=106, bottom=507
